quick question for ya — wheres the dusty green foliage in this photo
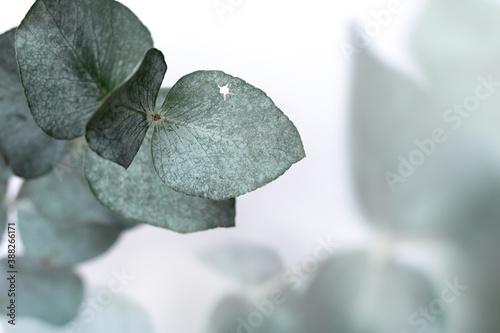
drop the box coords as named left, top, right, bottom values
left=15, top=0, right=154, bottom=139
left=22, top=142, right=135, bottom=229
left=86, top=47, right=305, bottom=200
left=12, top=0, right=303, bottom=220
left=0, top=28, right=66, bottom=178
left=18, top=203, right=122, bottom=265
left=303, top=252, right=443, bottom=333
left=86, top=49, right=166, bottom=168
left=2, top=293, right=155, bottom=333
left=85, top=139, right=235, bottom=233
left=202, top=242, right=284, bottom=285
left=0, top=0, right=305, bottom=329
left=11, top=0, right=304, bottom=221
left=152, top=70, right=305, bottom=200
left=19, top=142, right=136, bottom=241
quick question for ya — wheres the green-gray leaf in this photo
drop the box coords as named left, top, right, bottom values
left=349, top=48, right=426, bottom=231
left=77, top=292, right=156, bottom=333
left=202, top=243, right=283, bottom=286
left=16, top=0, right=153, bottom=139
left=2, top=293, right=155, bottom=333
left=84, top=139, right=235, bottom=233
left=209, top=292, right=305, bottom=333
left=411, top=0, right=500, bottom=86
left=23, top=143, right=136, bottom=229
left=153, top=70, right=305, bottom=200
left=0, top=258, right=83, bottom=325
left=0, top=28, right=67, bottom=178
left=86, top=48, right=166, bottom=168
left=303, top=252, right=444, bottom=333
left=18, top=203, right=122, bottom=265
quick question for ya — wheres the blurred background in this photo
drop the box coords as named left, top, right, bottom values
left=1, top=0, right=500, bottom=332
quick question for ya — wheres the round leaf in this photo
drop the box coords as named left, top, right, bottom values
left=18, top=203, right=122, bottom=265
left=86, top=48, right=166, bottom=168
left=77, top=292, right=155, bottom=333
left=16, top=0, right=153, bottom=139
left=153, top=70, right=305, bottom=199
left=23, top=143, right=136, bottom=229
left=349, top=47, right=500, bottom=237
left=411, top=0, right=500, bottom=85
left=0, top=28, right=66, bottom=178
left=209, top=292, right=305, bottom=333
left=303, top=252, right=444, bottom=333
left=2, top=293, right=155, bottom=333
left=202, top=242, right=283, bottom=286
left=0, top=258, right=83, bottom=325
left=85, top=139, right=236, bottom=233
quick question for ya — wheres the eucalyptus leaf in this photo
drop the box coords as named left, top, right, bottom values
left=202, top=243, right=283, bottom=285
left=349, top=48, right=426, bottom=232
left=16, top=0, right=153, bottom=139
left=76, top=292, right=155, bottom=333
left=18, top=203, right=122, bottom=265
left=23, top=142, right=136, bottom=229
left=84, top=139, right=235, bottom=233
left=0, top=258, right=83, bottom=325
left=303, top=252, right=444, bottom=333
left=349, top=47, right=500, bottom=237
left=0, top=28, right=66, bottom=178
left=82, top=44, right=303, bottom=199
left=209, top=295, right=252, bottom=333
left=411, top=0, right=500, bottom=86
left=153, top=70, right=305, bottom=200
left=86, top=48, right=166, bottom=168
left=2, top=293, right=155, bottom=333
left=209, top=292, right=305, bottom=333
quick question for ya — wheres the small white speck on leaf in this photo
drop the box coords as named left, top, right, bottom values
left=218, top=84, right=235, bottom=101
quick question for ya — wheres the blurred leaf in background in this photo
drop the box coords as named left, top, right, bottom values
left=348, top=0, right=500, bottom=333
left=18, top=203, right=123, bottom=266
left=85, top=139, right=236, bottom=233
left=1, top=292, right=155, bottom=333
left=303, top=252, right=444, bottom=333
left=202, top=242, right=284, bottom=286
left=22, top=142, right=136, bottom=230
left=208, top=291, right=305, bottom=333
